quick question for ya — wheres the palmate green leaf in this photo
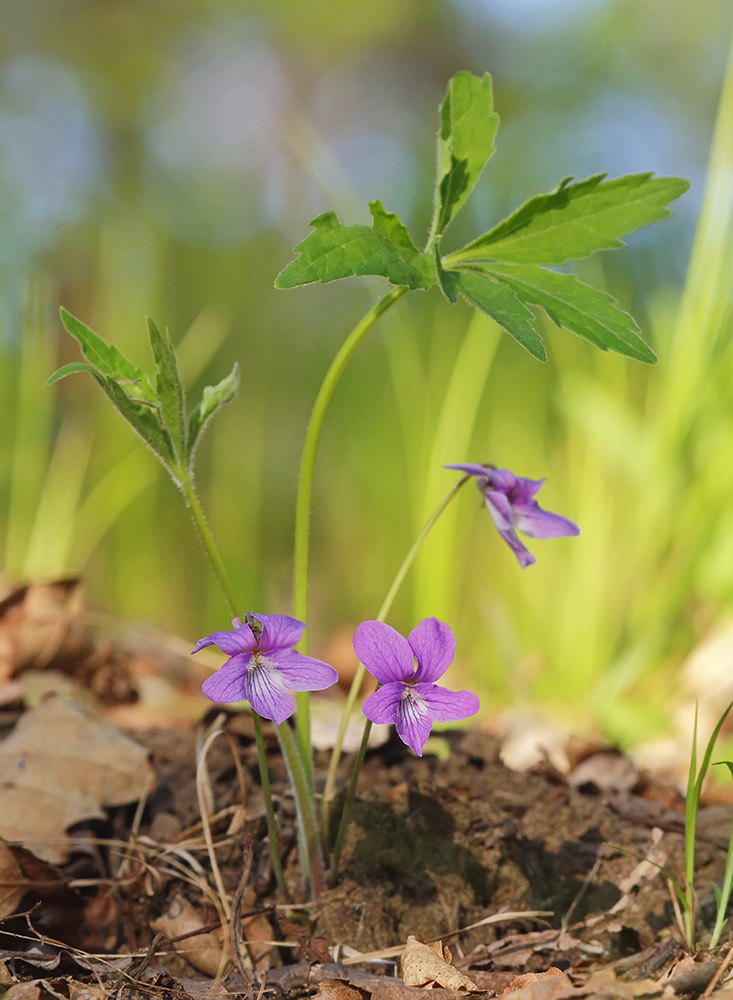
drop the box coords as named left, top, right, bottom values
left=432, top=71, right=498, bottom=237
left=449, top=271, right=547, bottom=361
left=187, top=362, right=240, bottom=467
left=454, top=173, right=690, bottom=265
left=59, top=307, right=155, bottom=403
left=147, top=317, right=186, bottom=459
left=275, top=201, right=435, bottom=290
left=473, top=262, right=656, bottom=362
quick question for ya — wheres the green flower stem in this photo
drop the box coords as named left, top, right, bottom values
left=292, top=285, right=408, bottom=782
left=325, top=474, right=471, bottom=878
left=252, top=714, right=290, bottom=901
left=276, top=719, right=326, bottom=898
left=177, top=466, right=294, bottom=900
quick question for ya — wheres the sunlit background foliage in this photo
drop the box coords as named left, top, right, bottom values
left=2, top=0, right=732, bottom=745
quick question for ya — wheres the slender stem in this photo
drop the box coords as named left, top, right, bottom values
left=276, top=720, right=325, bottom=898
left=252, top=714, right=290, bottom=901
left=177, top=467, right=293, bottom=898
left=325, top=475, right=471, bottom=872
left=179, top=469, right=240, bottom=618
left=292, top=285, right=408, bottom=780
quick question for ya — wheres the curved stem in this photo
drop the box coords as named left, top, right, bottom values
left=292, top=285, right=408, bottom=779
left=324, top=474, right=471, bottom=865
left=178, top=467, right=295, bottom=898
left=179, top=469, right=240, bottom=618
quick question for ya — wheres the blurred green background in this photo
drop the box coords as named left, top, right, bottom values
left=2, top=0, right=732, bottom=745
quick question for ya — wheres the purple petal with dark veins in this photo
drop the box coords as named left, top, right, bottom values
left=408, top=618, right=456, bottom=683
left=253, top=613, right=306, bottom=651
left=395, top=692, right=433, bottom=756
left=201, top=653, right=251, bottom=702
left=193, top=624, right=256, bottom=656
left=414, top=682, right=480, bottom=721
left=353, top=621, right=415, bottom=683
left=362, top=682, right=404, bottom=724
left=243, top=660, right=295, bottom=724
left=514, top=502, right=580, bottom=539
left=269, top=648, right=338, bottom=691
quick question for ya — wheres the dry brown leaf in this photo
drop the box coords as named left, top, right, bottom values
left=0, top=841, right=27, bottom=918
left=3, top=984, right=41, bottom=1000
left=151, top=893, right=225, bottom=976
left=401, top=936, right=478, bottom=991
left=0, top=580, right=86, bottom=683
left=0, top=694, right=155, bottom=863
left=500, top=972, right=574, bottom=1000
left=317, top=980, right=370, bottom=1000
left=506, top=970, right=567, bottom=991
left=67, top=982, right=106, bottom=1000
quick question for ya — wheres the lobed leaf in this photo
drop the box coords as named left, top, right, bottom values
left=473, top=263, right=657, bottom=363
left=46, top=361, right=103, bottom=386
left=449, top=271, right=547, bottom=361
left=455, top=173, right=690, bottom=265
left=187, top=362, right=240, bottom=466
left=147, top=317, right=187, bottom=459
left=100, top=375, right=177, bottom=469
left=432, top=71, right=499, bottom=236
left=59, top=308, right=155, bottom=402
left=274, top=201, right=435, bottom=290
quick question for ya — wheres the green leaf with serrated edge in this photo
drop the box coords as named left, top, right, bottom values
left=46, top=361, right=103, bottom=385
left=147, top=317, right=186, bottom=459
left=274, top=201, right=435, bottom=290
left=187, top=362, right=240, bottom=467
left=474, top=263, right=656, bottom=363
left=433, top=246, right=459, bottom=304
left=100, top=375, right=177, bottom=470
left=451, top=271, right=547, bottom=361
left=452, top=173, right=689, bottom=265
left=432, top=71, right=499, bottom=237
left=59, top=308, right=155, bottom=402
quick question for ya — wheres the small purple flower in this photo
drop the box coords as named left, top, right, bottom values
left=354, top=618, right=479, bottom=756
left=447, top=462, right=579, bottom=568
left=193, top=613, right=337, bottom=725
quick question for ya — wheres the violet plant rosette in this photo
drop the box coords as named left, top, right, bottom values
left=446, top=463, right=579, bottom=568
left=193, top=612, right=337, bottom=724
left=354, top=617, right=480, bottom=756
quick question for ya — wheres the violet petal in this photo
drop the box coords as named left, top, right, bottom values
left=201, top=653, right=251, bottom=702
left=484, top=491, right=514, bottom=531
left=487, top=468, right=517, bottom=492
left=353, top=621, right=415, bottom=683
left=414, top=682, right=480, bottom=721
left=243, top=660, right=295, bottom=724
left=193, top=625, right=256, bottom=656
left=497, top=525, right=536, bottom=567
left=445, top=461, right=492, bottom=478
left=253, top=613, right=306, bottom=651
left=270, top=648, right=338, bottom=691
left=362, top=682, right=404, bottom=724
left=511, top=476, right=545, bottom=503
left=409, top=618, right=456, bottom=683
left=514, top=502, right=580, bottom=539
left=395, top=692, right=433, bottom=756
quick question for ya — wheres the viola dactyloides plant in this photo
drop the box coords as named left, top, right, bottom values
left=49, top=68, right=688, bottom=900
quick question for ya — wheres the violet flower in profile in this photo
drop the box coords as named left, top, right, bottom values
left=447, top=462, right=579, bottom=568
left=355, top=618, right=479, bottom=756
left=193, top=613, right=337, bottom=725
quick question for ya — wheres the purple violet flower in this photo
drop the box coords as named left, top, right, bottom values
left=193, top=612, right=337, bottom=725
left=354, top=618, right=480, bottom=756
left=447, top=462, right=580, bottom=568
